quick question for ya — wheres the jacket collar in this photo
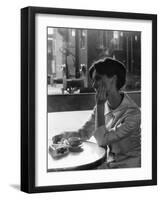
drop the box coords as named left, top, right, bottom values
left=104, top=93, right=139, bottom=115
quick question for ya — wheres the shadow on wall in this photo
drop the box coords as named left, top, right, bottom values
left=48, top=91, right=141, bottom=112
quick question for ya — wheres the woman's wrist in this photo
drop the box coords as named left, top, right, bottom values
left=96, top=102, right=105, bottom=127
left=96, top=101, right=105, bottom=106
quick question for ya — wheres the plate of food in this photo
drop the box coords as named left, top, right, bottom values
left=49, top=143, right=69, bottom=159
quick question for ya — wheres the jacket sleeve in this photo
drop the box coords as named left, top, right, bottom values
left=94, top=109, right=141, bottom=146
left=78, top=107, right=96, bottom=140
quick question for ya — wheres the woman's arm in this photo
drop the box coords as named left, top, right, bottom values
left=77, top=108, right=96, bottom=140
left=94, top=110, right=141, bottom=146
left=52, top=108, right=96, bottom=143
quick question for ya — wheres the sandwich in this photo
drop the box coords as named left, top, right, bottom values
left=49, top=143, right=69, bottom=159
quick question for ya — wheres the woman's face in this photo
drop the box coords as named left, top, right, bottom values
left=92, top=70, right=115, bottom=96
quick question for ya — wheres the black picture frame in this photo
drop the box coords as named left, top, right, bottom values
left=21, top=6, right=157, bottom=193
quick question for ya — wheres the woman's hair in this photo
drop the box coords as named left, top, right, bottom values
left=89, top=57, right=126, bottom=90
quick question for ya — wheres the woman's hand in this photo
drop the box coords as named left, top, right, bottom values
left=95, top=82, right=107, bottom=104
left=95, top=81, right=106, bottom=127
left=52, top=133, right=67, bottom=144
left=52, top=131, right=78, bottom=144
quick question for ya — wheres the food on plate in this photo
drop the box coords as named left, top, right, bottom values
left=49, top=143, right=69, bottom=159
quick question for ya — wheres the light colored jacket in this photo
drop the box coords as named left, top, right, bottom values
left=79, top=93, right=141, bottom=168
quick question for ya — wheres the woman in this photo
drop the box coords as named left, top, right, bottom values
left=53, top=57, right=141, bottom=168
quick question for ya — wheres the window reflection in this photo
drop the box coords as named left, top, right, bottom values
left=47, top=28, right=141, bottom=95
